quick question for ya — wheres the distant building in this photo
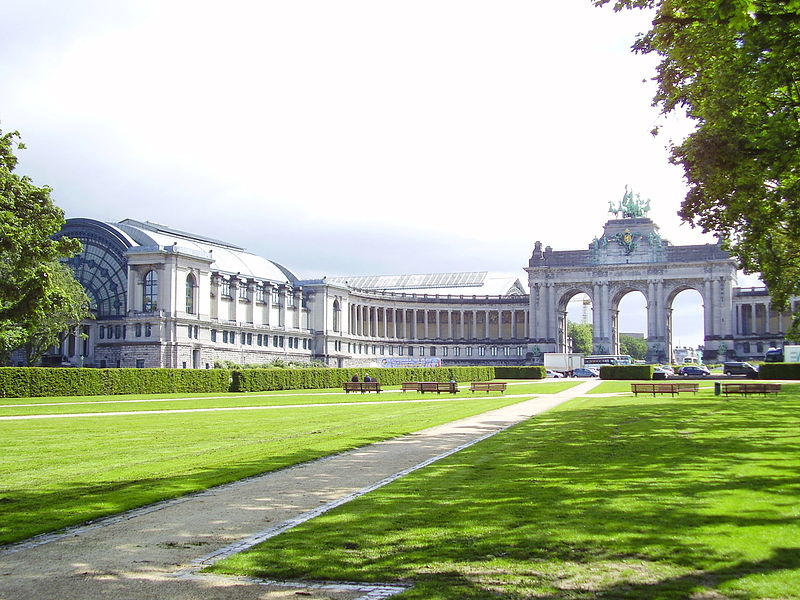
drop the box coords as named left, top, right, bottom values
left=38, top=211, right=795, bottom=368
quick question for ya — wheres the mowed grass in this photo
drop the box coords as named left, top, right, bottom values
left=0, top=393, right=529, bottom=545
left=211, top=385, right=800, bottom=599
left=0, top=380, right=578, bottom=416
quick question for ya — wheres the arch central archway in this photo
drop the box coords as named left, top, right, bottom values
left=526, top=217, right=737, bottom=362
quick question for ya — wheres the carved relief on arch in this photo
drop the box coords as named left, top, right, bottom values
left=556, top=286, right=593, bottom=312
left=609, top=283, right=649, bottom=308
left=664, top=280, right=706, bottom=306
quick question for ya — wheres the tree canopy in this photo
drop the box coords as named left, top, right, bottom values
left=0, top=127, right=89, bottom=362
left=568, top=321, right=594, bottom=354
left=595, top=0, right=800, bottom=335
left=619, top=333, right=648, bottom=360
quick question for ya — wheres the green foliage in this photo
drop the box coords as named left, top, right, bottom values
left=0, top=128, right=84, bottom=360
left=494, top=366, right=547, bottom=379
left=231, top=366, right=496, bottom=392
left=619, top=334, right=648, bottom=360
left=594, top=0, right=800, bottom=338
left=599, top=364, right=654, bottom=380
left=0, top=367, right=231, bottom=398
left=568, top=321, right=593, bottom=354
left=758, top=362, right=800, bottom=379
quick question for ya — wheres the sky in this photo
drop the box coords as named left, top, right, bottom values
left=0, top=0, right=761, bottom=348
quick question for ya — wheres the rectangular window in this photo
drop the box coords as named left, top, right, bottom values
left=503, top=347, right=510, bottom=356
left=453, top=347, right=460, bottom=357
left=273, top=335, right=279, bottom=347
left=221, top=279, right=231, bottom=298
left=239, top=282, right=248, bottom=300
left=135, top=323, right=142, bottom=338
left=398, top=346, right=404, bottom=356
left=223, top=330, right=228, bottom=343
left=419, top=346, right=425, bottom=356
left=211, top=329, right=217, bottom=342
left=430, top=346, right=437, bottom=356
left=490, top=347, right=497, bottom=356
left=145, top=323, right=152, bottom=337
left=389, top=345, right=394, bottom=355
left=256, top=286, right=266, bottom=303
left=247, top=333, right=253, bottom=345
left=230, top=332, right=236, bottom=344
left=279, top=336, right=284, bottom=347
left=379, top=345, right=384, bottom=355
left=442, top=347, right=448, bottom=357
left=99, top=327, right=105, bottom=340
left=272, top=288, right=280, bottom=304
left=408, top=346, right=414, bottom=356
left=188, top=325, right=193, bottom=338
left=466, top=347, right=473, bottom=356
left=136, top=359, right=145, bottom=369
left=479, top=347, right=486, bottom=356
left=288, top=293, right=296, bottom=308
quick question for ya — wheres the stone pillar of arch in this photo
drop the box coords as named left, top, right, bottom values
left=527, top=217, right=738, bottom=362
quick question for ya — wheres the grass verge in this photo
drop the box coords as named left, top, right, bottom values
left=0, top=394, right=525, bottom=545
left=210, top=385, right=800, bottom=599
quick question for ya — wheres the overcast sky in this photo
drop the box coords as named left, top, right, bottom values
left=1, top=0, right=759, bottom=348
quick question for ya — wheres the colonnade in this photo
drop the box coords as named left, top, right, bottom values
left=346, top=303, right=528, bottom=341
left=734, top=299, right=797, bottom=335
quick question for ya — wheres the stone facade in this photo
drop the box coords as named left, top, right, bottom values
left=42, top=215, right=793, bottom=369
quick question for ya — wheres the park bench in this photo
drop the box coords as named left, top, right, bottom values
left=469, top=382, right=507, bottom=394
left=402, top=381, right=457, bottom=393
left=721, top=382, right=781, bottom=397
left=630, top=382, right=698, bottom=397
left=343, top=381, right=382, bottom=393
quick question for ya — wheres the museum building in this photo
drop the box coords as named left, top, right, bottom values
left=48, top=212, right=795, bottom=369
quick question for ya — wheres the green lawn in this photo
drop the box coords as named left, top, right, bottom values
left=0, top=380, right=578, bottom=416
left=211, top=385, right=800, bottom=599
left=0, top=394, right=528, bottom=545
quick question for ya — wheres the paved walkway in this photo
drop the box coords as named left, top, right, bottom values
left=0, top=380, right=601, bottom=600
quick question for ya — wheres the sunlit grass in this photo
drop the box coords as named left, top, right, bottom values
left=211, top=386, right=800, bottom=599
left=0, top=395, right=526, bottom=545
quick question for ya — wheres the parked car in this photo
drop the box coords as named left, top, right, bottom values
left=573, top=367, right=599, bottom=378
left=652, top=366, right=671, bottom=380
left=546, top=369, right=564, bottom=378
left=723, top=361, right=759, bottom=377
left=658, top=365, right=675, bottom=376
left=678, top=365, right=711, bottom=376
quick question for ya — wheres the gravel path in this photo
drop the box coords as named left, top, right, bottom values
left=0, top=380, right=601, bottom=600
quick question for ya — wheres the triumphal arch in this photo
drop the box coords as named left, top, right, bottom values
left=525, top=191, right=738, bottom=363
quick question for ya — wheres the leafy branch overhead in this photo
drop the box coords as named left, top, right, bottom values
left=595, top=0, right=800, bottom=337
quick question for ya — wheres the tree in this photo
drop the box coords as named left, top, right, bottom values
left=0, top=127, right=87, bottom=362
left=619, top=333, right=648, bottom=360
left=22, top=261, right=91, bottom=365
left=568, top=321, right=593, bottom=354
left=594, top=0, right=800, bottom=336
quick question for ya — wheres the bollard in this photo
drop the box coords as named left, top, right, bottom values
left=714, top=381, right=721, bottom=396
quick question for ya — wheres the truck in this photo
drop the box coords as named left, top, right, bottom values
left=543, top=353, right=584, bottom=374
left=765, top=345, right=800, bottom=362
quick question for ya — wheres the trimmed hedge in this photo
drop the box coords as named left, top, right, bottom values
left=757, top=363, right=800, bottom=380
left=231, top=366, right=496, bottom=392
left=599, top=365, right=654, bottom=380
left=0, top=367, right=231, bottom=398
left=0, top=366, right=497, bottom=397
left=493, top=366, right=547, bottom=380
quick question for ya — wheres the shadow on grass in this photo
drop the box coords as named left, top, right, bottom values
left=213, top=395, right=800, bottom=598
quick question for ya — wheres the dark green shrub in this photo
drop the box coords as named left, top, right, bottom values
left=494, top=366, right=546, bottom=379
left=599, top=365, right=653, bottom=380
left=758, top=363, right=800, bottom=380
left=231, top=366, right=496, bottom=392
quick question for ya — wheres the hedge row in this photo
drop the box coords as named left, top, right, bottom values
left=231, top=366, right=496, bottom=392
left=0, top=366, right=500, bottom=397
left=757, top=363, right=800, bottom=380
left=0, top=367, right=231, bottom=398
left=598, top=365, right=654, bottom=380
left=494, top=366, right=547, bottom=380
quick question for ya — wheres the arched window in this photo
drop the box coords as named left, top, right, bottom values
left=186, top=273, right=196, bottom=314
left=143, top=270, right=158, bottom=313
left=333, top=300, right=341, bottom=332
